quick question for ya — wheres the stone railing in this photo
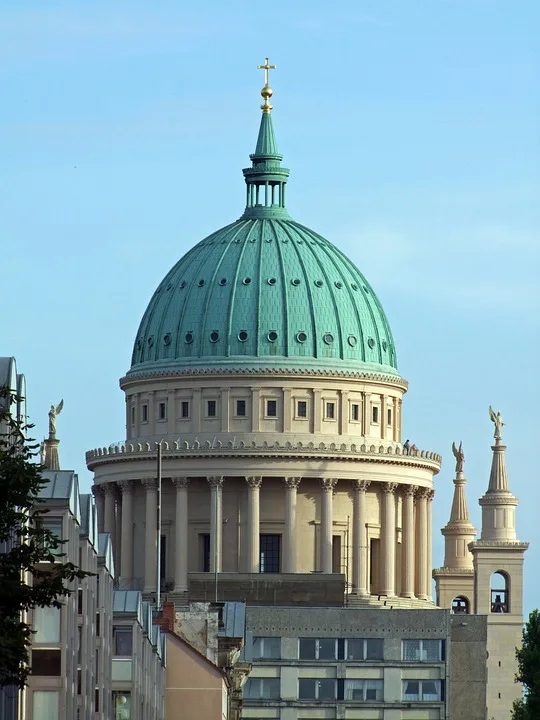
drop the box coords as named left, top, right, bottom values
left=86, top=439, right=441, bottom=465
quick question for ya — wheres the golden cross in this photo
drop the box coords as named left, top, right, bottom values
left=257, top=57, right=276, bottom=86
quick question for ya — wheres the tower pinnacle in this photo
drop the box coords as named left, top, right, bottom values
left=257, top=57, right=276, bottom=113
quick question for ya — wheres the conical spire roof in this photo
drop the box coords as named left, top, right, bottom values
left=253, top=111, right=280, bottom=158
left=440, top=442, right=477, bottom=569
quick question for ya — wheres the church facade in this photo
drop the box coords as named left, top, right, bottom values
left=85, top=64, right=527, bottom=720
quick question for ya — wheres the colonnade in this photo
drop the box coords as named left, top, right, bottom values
left=93, top=477, right=434, bottom=600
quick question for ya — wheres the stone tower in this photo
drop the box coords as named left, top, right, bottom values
left=469, top=410, right=528, bottom=720
left=433, top=442, right=477, bottom=612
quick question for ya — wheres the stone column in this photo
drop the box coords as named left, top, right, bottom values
left=363, top=392, right=371, bottom=436
left=282, top=388, right=292, bottom=432
left=250, top=387, right=261, bottom=432
left=352, top=480, right=370, bottom=595
left=208, top=476, right=224, bottom=573
left=172, top=477, right=190, bottom=592
left=246, top=477, right=262, bottom=573
left=313, top=390, right=322, bottom=432
left=118, top=481, right=134, bottom=586
left=92, top=485, right=104, bottom=534
left=340, top=390, right=349, bottom=435
left=283, top=478, right=301, bottom=573
left=103, top=484, right=116, bottom=544
left=380, top=394, right=386, bottom=440
left=320, top=479, right=338, bottom=573
left=426, top=489, right=434, bottom=602
left=415, top=488, right=429, bottom=600
left=142, top=479, right=158, bottom=594
left=380, top=482, right=398, bottom=596
left=392, top=397, right=399, bottom=442
left=401, top=485, right=417, bottom=598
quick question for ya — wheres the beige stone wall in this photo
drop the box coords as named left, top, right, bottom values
left=164, top=634, right=226, bottom=720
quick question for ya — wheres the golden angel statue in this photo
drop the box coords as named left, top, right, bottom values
left=48, top=399, right=64, bottom=436
left=451, top=441, right=464, bottom=473
left=488, top=406, right=504, bottom=440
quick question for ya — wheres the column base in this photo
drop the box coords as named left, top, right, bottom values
left=400, top=593, right=416, bottom=599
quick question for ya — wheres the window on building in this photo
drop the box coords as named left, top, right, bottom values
left=402, top=639, right=443, bottom=662
left=298, top=678, right=338, bottom=701
left=206, top=400, right=217, bottom=417
left=372, top=405, right=379, bottom=423
left=346, top=638, right=384, bottom=660
left=142, top=404, right=148, bottom=423
left=96, top=612, right=100, bottom=637
left=77, top=588, right=83, bottom=615
left=403, top=679, right=443, bottom=701
left=252, top=636, right=281, bottom=660
left=159, top=535, right=167, bottom=588
left=332, top=535, right=341, bottom=573
left=345, top=679, right=384, bottom=701
left=158, top=402, right=166, bottom=421
left=266, top=399, right=277, bottom=417
left=33, top=606, right=60, bottom=644
left=77, top=667, right=82, bottom=694
left=180, top=400, right=190, bottom=418
left=40, top=516, right=63, bottom=544
left=95, top=688, right=100, bottom=713
left=299, top=638, right=337, bottom=660
left=31, top=649, right=61, bottom=676
left=351, top=403, right=360, bottom=422
left=235, top=399, right=247, bottom=417
left=201, top=534, right=210, bottom=572
left=452, top=596, right=470, bottom=614
left=296, top=400, right=308, bottom=418
left=113, top=691, right=131, bottom=720
left=260, top=535, right=280, bottom=573
left=325, top=401, right=335, bottom=420
left=113, top=627, right=133, bottom=657
left=243, top=678, right=280, bottom=700
left=387, top=408, right=392, bottom=425
left=491, top=571, right=509, bottom=613
left=32, top=692, right=59, bottom=719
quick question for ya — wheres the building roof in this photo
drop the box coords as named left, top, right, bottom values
left=97, top=532, right=115, bottom=577
left=39, top=470, right=81, bottom=523
left=113, top=590, right=142, bottom=619
left=127, top=92, right=398, bottom=381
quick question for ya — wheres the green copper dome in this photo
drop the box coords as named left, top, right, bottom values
left=129, top=98, right=399, bottom=379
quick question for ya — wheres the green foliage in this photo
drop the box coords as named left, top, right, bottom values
left=511, top=610, right=540, bottom=720
left=0, top=387, right=90, bottom=688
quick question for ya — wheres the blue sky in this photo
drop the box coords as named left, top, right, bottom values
left=1, top=1, right=538, bottom=612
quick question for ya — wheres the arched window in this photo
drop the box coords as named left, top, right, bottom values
left=452, top=596, right=469, bottom=614
left=490, top=571, right=509, bottom=613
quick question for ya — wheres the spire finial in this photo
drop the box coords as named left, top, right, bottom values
left=489, top=405, right=504, bottom=443
left=257, top=57, right=276, bottom=113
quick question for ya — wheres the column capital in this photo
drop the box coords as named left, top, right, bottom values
left=426, top=488, right=435, bottom=502
left=117, top=480, right=134, bottom=495
left=320, top=478, right=338, bottom=491
left=246, top=476, right=263, bottom=489
left=91, top=484, right=104, bottom=498
left=141, top=478, right=157, bottom=491
left=172, top=477, right=190, bottom=489
left=381, top=482, right=398, bottom=495
left=403, top=484, right=418, bottom=498
left=103, top=483, right=117, bottom=497
left=207, top=475, right=224, bottom=488
left=284, top=477, right=301, bottom=489
left=352, top=479, right=371, bottom=492
left=416, top=487, right=432, bottom=501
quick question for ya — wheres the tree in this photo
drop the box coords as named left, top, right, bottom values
left=511, top=609, right=540, bottom=720
left=0, top=388, right=90, bottom=688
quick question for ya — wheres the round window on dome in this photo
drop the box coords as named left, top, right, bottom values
left=363, top=285, right=369, bottom=293
left=210, top=331, right=220, bottom=343
left=351, top=283, right=358, bottom=291
left=292, top=278, right=301, bottom=286
left=148, top=336, right=154, bottom=347
left=198, top=279, right=205, bottom=287
left=238, top=330, right=248, bottom=342
left=243, top=277, right=252, bottom=285
left=315, top=280, right=324, bottom=288
left=296, top=331, right=307, bottom=343
left=219, top=278, right=227, bottom=286
left=368, top=337, right=375, bottom=349
left=348, top=335, right=357, bottom=347
left=266, top=237, right=272, bottom=243
left=323, top=333, right=334, bottom=345
left=163, top=333, right=171, bottom=346
left=334, top=281, right=343, bottom=289
left=267, top=331, right=278, bottom=342
left=268, top=277, right=277, bottom=285
left=166, top=282, right=172, bottom=290
left=180, top=281, right=187, bottom=289
left=185, top=332, right=194, bottom=344
left=382, top=340, right=388, bottom=351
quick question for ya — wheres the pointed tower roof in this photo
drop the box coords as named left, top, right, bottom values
left=241, top=58, right=290, bottom=220
left=440, top=442, right=477, bottom=570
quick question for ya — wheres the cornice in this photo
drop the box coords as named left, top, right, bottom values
left=120, top=365, right=408, bottom=390
left=86, top=438, right=441, bottom=472
left=432, top=567, right=475, bottom=576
